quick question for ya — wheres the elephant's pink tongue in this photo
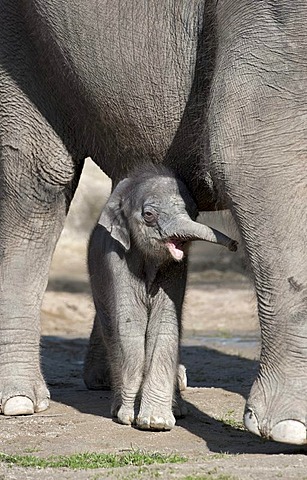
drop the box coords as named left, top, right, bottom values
left=165, top=239, right=184, bottom=261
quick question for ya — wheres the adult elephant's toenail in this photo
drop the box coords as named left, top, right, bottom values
left=3, top=396, right=34, bottom=416
left=244, top=409, right=261, bottom=437
left=270, top=420, right=306, bottom=445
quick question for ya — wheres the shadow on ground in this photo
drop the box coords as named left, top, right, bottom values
left=41, top=335, right=306, bottom=456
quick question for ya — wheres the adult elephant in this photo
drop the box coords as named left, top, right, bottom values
left=0, top=1, right=306, bottom=445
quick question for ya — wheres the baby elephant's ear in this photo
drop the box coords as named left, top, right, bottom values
left=98, top=179, right=131, bottom=251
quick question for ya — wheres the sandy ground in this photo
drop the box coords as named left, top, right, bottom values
left=0, top=160, right=306, bottom=479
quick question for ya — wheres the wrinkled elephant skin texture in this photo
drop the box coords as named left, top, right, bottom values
left=0, top=1, right=306, bottom=445
left=85, top=166, right=236, bottom=430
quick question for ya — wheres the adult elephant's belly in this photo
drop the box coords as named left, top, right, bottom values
left=29, top=0, right=204, bottom=172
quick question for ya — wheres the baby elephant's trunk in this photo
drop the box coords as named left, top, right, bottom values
left=164, top=216, right=238, bottom=252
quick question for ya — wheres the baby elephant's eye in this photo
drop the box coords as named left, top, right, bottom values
left=142, top=209, right=157, bottom=226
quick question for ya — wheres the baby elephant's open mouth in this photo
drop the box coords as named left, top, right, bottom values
left=165, top=238, right=188, bottom=261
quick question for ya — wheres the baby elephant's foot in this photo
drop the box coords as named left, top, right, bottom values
left=173, top=365, right=188, bottom=418
left=116, top=406, right=135, bottom=426
left=177, top=364, right=187, bottom=391
left=136, top=406, right=175, bottom=431
left=111, top=398, right=135, bottom=426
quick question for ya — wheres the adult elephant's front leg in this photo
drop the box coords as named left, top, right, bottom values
left=208, top=3, right=307, bottom=443
left=0, top=142, right=76, bottom=416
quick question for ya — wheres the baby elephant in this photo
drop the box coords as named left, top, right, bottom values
left=85, top=165, right=237, bottom=430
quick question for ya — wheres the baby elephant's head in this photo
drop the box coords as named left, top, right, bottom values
left=98, top=166, right=237, bottom=262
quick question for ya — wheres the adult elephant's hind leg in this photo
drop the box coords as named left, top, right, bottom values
left=0, top=139, right=77, bottom=416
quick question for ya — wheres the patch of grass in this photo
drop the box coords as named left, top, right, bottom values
left=208, top=453, right=232, bottom=460
left=0, top=451, right=186, bottom=470
left=23, top=447, right=41, bottom=454
left=217, top=410, right=245, bottom=431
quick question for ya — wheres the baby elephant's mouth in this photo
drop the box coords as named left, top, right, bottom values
left=165, top=238, right=188, bottom=261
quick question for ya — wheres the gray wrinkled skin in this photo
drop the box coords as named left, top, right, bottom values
left=85, top=165, right=236, bottom=430
left=0, top=0, right=306, bottom=444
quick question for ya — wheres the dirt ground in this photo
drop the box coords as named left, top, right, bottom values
left=0, top=161, right=306, bottom=479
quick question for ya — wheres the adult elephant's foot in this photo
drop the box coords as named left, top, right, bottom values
left=0, top=375, right=50, bottom=416
left=136, top=406, right=175, bottom=430
left=244, top=374, right=307, bottom=445
left=3, top=396, right=49, bottom=415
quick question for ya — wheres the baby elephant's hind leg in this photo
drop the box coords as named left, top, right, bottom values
left=83, top=314, right=111, bottom=390
left=173, top=364, right=188, bottom=418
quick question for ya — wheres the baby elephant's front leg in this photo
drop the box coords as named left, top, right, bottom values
left=111, top=309, right=147, bottom=426
left=136, top=304, right=180, bottom=430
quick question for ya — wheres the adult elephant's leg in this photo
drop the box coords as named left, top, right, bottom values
left=228, top=173, right=306, bottom=445
left=0, top=4, right=82, bottom=415
left=0, top=120, right=78, bottom=415
left=209, top=2, right=307, bottom=444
